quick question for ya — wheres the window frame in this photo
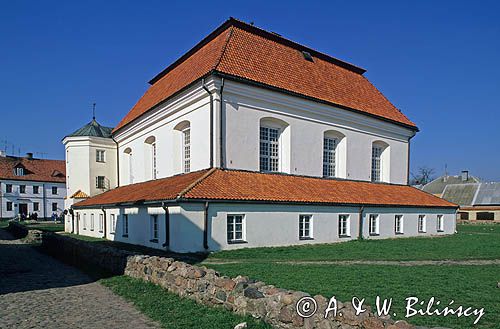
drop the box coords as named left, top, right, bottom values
left=395, top=214, right=404, bottom=234
left=150, top=215, right=159, bottom=242
left=6, top=202, right=13, bottom=211
left=371, top=145, right=383, bottom=182
left=338, top=214, right=350, bottom=237
left=182, top=127, right=191, bottom=173
left=98, top=213, right=104, bottom=233
left=299, top=214, right=313, bottom=240
left=227, top=214, right=246, bottom=244
left=96, top=176, right=106, bottom=189
left=90, top=214, right=95, bottom=231
left=369, top=214, right=380, bottom=236
left=14, top=167, right=24, bottom=176
left=323, top=137, right=338, bottom=177
left=51, top=186, right=58, bottom=195
left=123, top=214, right=129, bottom=237
left=20, top=185, right=26, bottom=194
left=33, top=186, right=39, bottom=194
left=96, top=149, right=106, bottom=163
left=110, top=214, right=116, bottom=234
left=418, top=215, right=426, bottom=233
left=6, top=184, right=12, bottom=193
left=151, top=142, right=157, bottom=179
left=83, top=213, right=87, bottom=230
left=259, top=125, right=281, bottom=173
left=33, top=202, right=39, bottom=212
left=51, top=203, right=57, bottom=212
left=437, top=215, right=444, bottom=232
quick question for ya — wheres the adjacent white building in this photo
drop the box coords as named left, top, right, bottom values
left=65, top=18, right=457, bottom=252
left=0, top=152, right=66, bottom=220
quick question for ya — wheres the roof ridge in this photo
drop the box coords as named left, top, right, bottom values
left=177, top=167, right=218, bottom=199
left=212, top=26, right=234, bottom=71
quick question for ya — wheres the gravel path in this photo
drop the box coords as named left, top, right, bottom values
left=0, top=229, right=161, bottom=329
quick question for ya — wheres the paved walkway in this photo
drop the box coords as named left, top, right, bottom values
left=0, top=229, right=161, bottom=329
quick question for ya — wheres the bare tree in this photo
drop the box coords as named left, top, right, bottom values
left=410, top=166, right=436, bottom=185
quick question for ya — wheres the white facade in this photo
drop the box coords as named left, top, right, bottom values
left=72, top=203, right=456, bottom=253
left=0, top=179, right=65, bottom=220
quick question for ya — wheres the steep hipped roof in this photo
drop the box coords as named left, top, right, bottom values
left=422, top=175, right=480, bottom=195
left=74, top=169, right=456, bottom=209
left=66, top=119, right=113, bottom=138
left=113, top=18, right=416, bottom=133
left=441, top=184, right=480, bottom=206
left=0, top=156, right=66, bottom=183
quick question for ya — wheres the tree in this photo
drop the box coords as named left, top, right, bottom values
left=410, top=166, right=436, bottom=185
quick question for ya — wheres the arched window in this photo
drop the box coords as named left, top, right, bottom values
left=144, top=136, right=157, bottom=180
left=323, top=130, right=346, bottom=178
left=371, top=141, right=390, bottom=182
left=259, top=117, right=289, bottom=173
left=123, top=147, right=133, bottom=184
left=174, top=121, right=190, bottom=173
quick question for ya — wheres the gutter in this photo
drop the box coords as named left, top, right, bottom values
left=203, top=201, right=209, bottom=250
left=201, top=79, right=214, bottom=168
left=162, top=201, right=170, bottom=249
left=358, top=206, right=365, bottom=240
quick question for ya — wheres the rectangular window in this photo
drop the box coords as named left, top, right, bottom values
left=183, top=128, right=191, bottom=173
left=52, top=186, right=57, bottom=195
left=371, top=146, right=382, bottom=182
left=150, top=215, right=158, bottom=241
left=96, top=176, right=105, bottom=189
left=123, top=214, right=129, bottom=237
left=6, top=184, right=12, bottom=193
left=34, top=202, right=39, bottom=212
left=96, top=149, right=105, bottom=163
left=90, top=214, right=95, bottom=231
left=20, top=185, right=26, bottom=193
left=14, top=167, right=24, bottom=176
left=395, top=215, right=403, bottom=234
left=110, top=214, right=116, bottom=234
left=323, top=137, right=337, bottom=177
left=6, top=202, right=13, bottom=211
left=338, top=214, right=350, bottom=237
left=369, top=214, right=379, bottom=235
left=418, top=215, right=426, bottom=233
left=152, top=142, right=157, bottom=179
left=259, top=126, right=280, bottom=172
left=83, top=213, right=87, bottom=230
left=33, top=186, right=39, bottom=194
left=299, top=215, right=312, bottom=239
left=437, top=215, right=444, bottom=232
left=227, top=214, right=245, bottom=243
left=52, top=203, right=57, bottom=211
left=98, top=214, right=104, bottom=232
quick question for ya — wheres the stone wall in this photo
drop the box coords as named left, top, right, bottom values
left=7, top=221, right=43, bottom=243
left=34, top=230, right=438, bottom=329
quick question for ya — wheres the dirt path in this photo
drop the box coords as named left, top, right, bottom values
left=0, top=229, right=161, bottom=329
left=203, top=258, right=500, bottom=266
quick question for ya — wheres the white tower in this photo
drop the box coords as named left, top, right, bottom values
left=62, top=117, right=117, bottom=232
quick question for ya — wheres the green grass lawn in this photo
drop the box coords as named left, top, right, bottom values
left=201, top=224, right=500, bottom=329
left=101, top=276, right=272, bottom=329
left=206, top=223, right=500, bottom=262
left=0, top=220, right=9, bottom=229
left=21, top=221, right=65, bottom=232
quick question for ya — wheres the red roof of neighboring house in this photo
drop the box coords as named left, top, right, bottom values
left=74, top=169, right=455, bottom=208
left=0, top=156, right=66, bottom=183
left=113, top=18, right=416, bottom=133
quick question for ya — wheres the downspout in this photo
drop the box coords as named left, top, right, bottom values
left=203, top=201, right=209, bottom=250
left=101, top=207, right=107, bottom=238
left=358, top=206, right=365, bottom=240
left=219, top=78, right=225, bottom=168
left=112, top=137, right=120, bottom=187
left=162, top=201, right=170, bottom=250
left=69, top=208, right=75, bottom=234
left=42, top=183, right=47, bottom=219
left=201, top=79, right=214, bottom=168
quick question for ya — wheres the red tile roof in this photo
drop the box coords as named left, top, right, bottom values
left=113, top=18, right=416, bottom=133
left=74, top=169, right=456, bottom=208
left=0, top=156, right=66, bottom=183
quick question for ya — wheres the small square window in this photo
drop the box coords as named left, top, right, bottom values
left=6, top=184, right=12, bottom=193
left=96, top=176, right=106, bottom=189
left=227, top=214, right=245, bottom=243
left=33, top=186, right=39, bottom=194
left=96, top=150, right=105, bottom=163
left=299, top=215, right=313, bottom=239
left=52, top=186, right=58, bottom=195
left=20, top=185, right=26, bottom=194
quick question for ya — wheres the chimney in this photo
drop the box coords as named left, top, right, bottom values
left=461, top=170, right=469, bottom=181
left=26, top=152, right=33, bottom=159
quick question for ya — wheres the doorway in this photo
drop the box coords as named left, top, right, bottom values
left=19, top=203, right=28, bottom=216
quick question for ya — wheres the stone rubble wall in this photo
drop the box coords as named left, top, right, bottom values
left=31, top=228, right=438, bottom=329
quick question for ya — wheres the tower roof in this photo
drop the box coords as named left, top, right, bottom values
left=66, top=119, right=113, bottom=138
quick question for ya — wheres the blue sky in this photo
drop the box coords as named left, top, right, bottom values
left=1, top=0, right=499, bottom=180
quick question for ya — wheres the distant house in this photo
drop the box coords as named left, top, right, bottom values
left=422, top=170, right=480, bottom=197
left=442, top=182, right=500, bottom=221
left=0, top=152, right=66, bottom=220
